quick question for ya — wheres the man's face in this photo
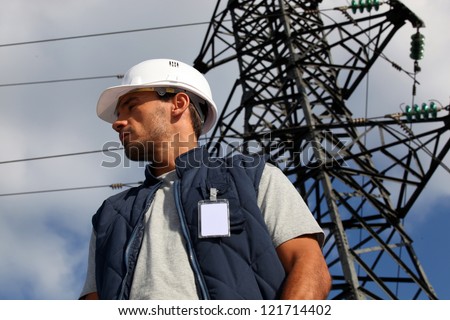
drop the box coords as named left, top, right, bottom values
left=112, top=90, right=172, bottom=162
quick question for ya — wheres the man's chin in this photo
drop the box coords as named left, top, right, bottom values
left=124, top=150, right=149, bottom=162
left=123, top=144, right=150, bottom=162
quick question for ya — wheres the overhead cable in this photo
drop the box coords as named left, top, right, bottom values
left=0, top=21, right=213, bottom=48
left=0, top=75, right=123, bottom=88
left=0, top=147, right=123, bottom=165
left=0, top=182, right=142, bottom=197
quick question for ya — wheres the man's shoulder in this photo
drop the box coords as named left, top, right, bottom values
left=99, top=182, right=150, bottom=211
left=261, top=162, right=285, bottom=177
left=259, top=162, right=295, bottom=190
left=104, top=185, right=139, bottom=202
left=93, top=183, right=149, bottom=226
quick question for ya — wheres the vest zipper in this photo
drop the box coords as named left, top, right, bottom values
left=119, top=224, right=140, bottom=299
left=173, top=180, right=210, bottom=300
left=119, top=182, right=162, bottom=299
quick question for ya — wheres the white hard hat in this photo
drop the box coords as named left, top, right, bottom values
left=96, top=58, right=218, bottom=134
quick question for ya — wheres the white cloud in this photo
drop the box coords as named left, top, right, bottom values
left=0, top=208, right=84, bottom=299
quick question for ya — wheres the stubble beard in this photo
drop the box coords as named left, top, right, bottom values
left=123, top=140, right=154, bottom=162
left=123, top=126, right=170, bottom=165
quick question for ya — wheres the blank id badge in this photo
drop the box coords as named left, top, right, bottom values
left=198, top=199, right=230, bottom=238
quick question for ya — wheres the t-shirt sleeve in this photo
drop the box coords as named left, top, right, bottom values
left=257, top=163, right=324, bottom=248
left=79, top=229, right=97, bottom=298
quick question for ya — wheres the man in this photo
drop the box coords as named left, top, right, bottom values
left=80, top=58, right=331, bottom=300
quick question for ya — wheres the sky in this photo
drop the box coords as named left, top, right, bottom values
left=0, top=0, right=448, bottom=300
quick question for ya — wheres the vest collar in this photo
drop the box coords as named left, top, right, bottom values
left=175, top=146, right=208, bottom=178
left=144, top=146, right=207, bottom=184
left=144, top=165, right=163, bottom=186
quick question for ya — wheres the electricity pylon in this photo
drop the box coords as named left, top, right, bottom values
left=194, top=0, right=450, bottom=299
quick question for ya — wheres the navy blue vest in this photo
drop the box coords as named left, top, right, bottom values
left=93, top=147, right=286, bottom=299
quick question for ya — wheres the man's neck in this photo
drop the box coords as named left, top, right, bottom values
left=151, top=142, right=198, bottom=177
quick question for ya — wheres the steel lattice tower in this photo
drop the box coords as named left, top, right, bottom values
left=194, top=0, right=450, bottom=299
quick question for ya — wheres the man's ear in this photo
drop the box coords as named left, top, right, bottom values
left=172, top=92, right=190, bottom=117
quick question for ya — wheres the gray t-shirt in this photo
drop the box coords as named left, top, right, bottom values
left=80, top=163, right=324, bottom=299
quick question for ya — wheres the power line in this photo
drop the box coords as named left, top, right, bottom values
left=0, top=147, right=123, bottom=165
left=0, top=139, right=210, bottom=165
left=0, top=21, right=214, bottom=48
left=0, top=74, right=123, bottom=88
left=0, top=182, right=142, bottom=197
left=0, top=20, right=226, bottom=88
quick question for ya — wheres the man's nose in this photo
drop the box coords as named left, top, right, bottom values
left=112, top=119, right=127, bottom=133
